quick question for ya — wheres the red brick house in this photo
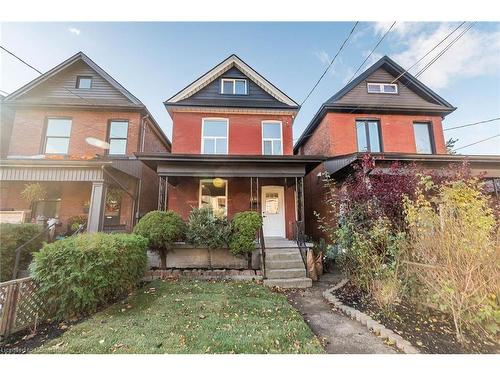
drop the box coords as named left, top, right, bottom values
left=0, top=52, right=171, bottom=233
left=138, top=55, right=321, bottom=288
left=294, top=55, right=500, bottom=239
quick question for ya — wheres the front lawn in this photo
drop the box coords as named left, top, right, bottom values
left=34, top=279, right=323, bottom=354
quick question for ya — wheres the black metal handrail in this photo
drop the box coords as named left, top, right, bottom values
left=258, top=225, right=266, bottom=279
left=295, top=220, right=308, bottom=273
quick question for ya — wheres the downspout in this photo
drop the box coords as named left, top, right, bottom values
left=135, top=114, right=149, bottom=223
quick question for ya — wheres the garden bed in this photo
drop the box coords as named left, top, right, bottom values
left=334, top=282, right=499, bottom=354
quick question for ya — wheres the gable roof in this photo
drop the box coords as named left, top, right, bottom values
left=294, top=55, right=456, bottom=153
left=165, top=54, right=299, bottom=110
left=3, top=51, right=143, bottom=106
left=3, top=51, right=171, bottom=149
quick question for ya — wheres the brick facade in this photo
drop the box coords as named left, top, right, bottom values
left=298, top=112, right=446, bottom=156
left=171, top=111, right=294, bottom=155
left=2, top=106, right=169, bottom=232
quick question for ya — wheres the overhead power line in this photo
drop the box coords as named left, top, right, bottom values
left=414, top=22, right=475, bottom=79
left=454, top=133, right=500, bottom=151
left=0, top=45, right=43, bottom=74
left=391, top=22, right=466, bottom=84
left=346, top=21, right=396, bottom=85
left=444, top=117, right=500, bottom=131
left=0, top=45, right=94, bottom=105
left=300, top=21, right=359, bottom=107
left=0, top=89, right=10, bottom=95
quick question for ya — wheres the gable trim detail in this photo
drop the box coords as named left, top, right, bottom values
left=3, top=52, right=143, bottom=106
left=165, top=54, right=298, bottom=107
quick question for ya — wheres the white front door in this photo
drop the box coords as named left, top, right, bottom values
left=261, top=185, right=285, bottom=237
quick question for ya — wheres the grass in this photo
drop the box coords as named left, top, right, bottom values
left=34, top=279, right=324, bottom=354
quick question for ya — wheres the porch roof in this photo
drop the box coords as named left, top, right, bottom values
left=136, top=153, right=324, bottom=178
left=0, top=159, right=112, bottom=182
left=324, top=152, right=500, bottom=178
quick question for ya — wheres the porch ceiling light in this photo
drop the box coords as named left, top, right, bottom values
left=212, top=178, right=225, bottom=188
left=86, top=137, right=110, bottom=149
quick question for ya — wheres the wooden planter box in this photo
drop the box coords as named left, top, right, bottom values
left=147, top=243, right=261, bottom=270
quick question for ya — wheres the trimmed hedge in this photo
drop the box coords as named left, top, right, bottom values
left=0, top=223, right=46, bottom=282
left=30, top=233, right=148, bottom=320
left=229, top=211, right=262, bottom=256
left=133, top=210, right=186, bottom=269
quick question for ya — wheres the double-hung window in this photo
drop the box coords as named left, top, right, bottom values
left=413, top=122, right=434, bottom=154
left=44, top=118, right=72, bottom=154
left=221, top=78, right=247, bottom=95
left=262, top=121, right=283, bottom=155
left=356, top=120, right=381, bottom=152
left=202, top=119, right=228, bottom=154
left=108, top=120, right=129, bottom=155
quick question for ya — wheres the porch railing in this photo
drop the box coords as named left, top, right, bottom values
left=295, top=220, right=308, bottom=273
left=258, top=225, right=266, bottom=279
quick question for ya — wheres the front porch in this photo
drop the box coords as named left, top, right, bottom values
left=0, top=159, right=140, bottom=233
left=138, top=153, right=323, bottom=240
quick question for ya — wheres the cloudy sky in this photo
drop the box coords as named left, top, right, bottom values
left=1, top=22, right=499, bottom=154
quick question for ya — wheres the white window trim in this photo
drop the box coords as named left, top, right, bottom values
left=201, top=118, right=229, bottom=154
left=108, top=120, right=129, bottom=155
left=199, top=178, right=228, bottom=216
left=44, top=118, right=72, bottom=155
left=261, top=120, right=283, bottom=155
left=367, top=82, right=398, bottom=94
left=220, top=78, right=247, bottom=95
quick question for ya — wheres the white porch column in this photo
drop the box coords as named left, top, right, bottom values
left=87, top=181, right=107, bottom=233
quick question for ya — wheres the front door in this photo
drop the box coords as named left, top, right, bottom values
left=261, top=185, right=285, bottom=237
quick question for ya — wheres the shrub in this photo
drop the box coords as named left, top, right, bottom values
left=186, top=206, right=231, bottom=249
left=229, top=211, right=262, bottom=256
left=133, top=210, right=186, bottom=269
left=0, top=223, right=46, bottom=281
left=404, top=176, right=500, bottom=342
left=67, top=215, right=88, bottom=233
left=336, top=215, right=405, bottom=308
left=20, top=183, right=47, bottom=206
left=30, top=233, right=147, bottom=320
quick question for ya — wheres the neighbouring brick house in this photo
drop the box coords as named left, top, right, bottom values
left=0, top=52, right=171, bottom=233
left=294, top=55, right=500, bottom=239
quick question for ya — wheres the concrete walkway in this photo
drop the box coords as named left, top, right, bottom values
left=285, top=271, right=396, bottom=354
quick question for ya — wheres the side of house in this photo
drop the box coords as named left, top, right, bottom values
left=0, top=52, right=171, bottom=233
left=294, top=55, right=500, bottom=240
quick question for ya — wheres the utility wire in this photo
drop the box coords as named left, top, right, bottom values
left=391, top=22, right=466, bottom=84
left=415, top=22, right=475, bottom=79
left=454, top=133, right=500, bottom=151
left=0, top=89, right=10, bottom=95
left=444, top=117, right=500, bottom=131
left=0, top=45, right=94, bottom=105
left=0, top=45, right=43, bottom=74
left=300, top=21, right=359, bottom=107
left=346, top=21, right=396, bottom=84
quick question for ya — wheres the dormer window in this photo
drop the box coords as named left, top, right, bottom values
left=367, top=82, right=398, bottom=94
left=221, top=78, right=247, bottom=95
left=76, top=76, right=92, bottom=89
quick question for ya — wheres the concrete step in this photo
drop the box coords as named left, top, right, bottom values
left=265, top=252, right=303, bottom=262
left=263, top=277, right=312, bottom=289
left=266, top=268, right=306, bottom=279
left=265, top=259, right=305, bottom=269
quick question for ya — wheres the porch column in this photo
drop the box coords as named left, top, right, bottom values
left=87, top=181, right=107, bottom=233
left=158, top=176, right=168, bottom=211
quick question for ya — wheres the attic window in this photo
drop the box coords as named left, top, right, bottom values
left=221, top=78, right=247, bottom=95
left=367, top=82, right=398, bottom=94
left=76, top=76, right=92, bottom=89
